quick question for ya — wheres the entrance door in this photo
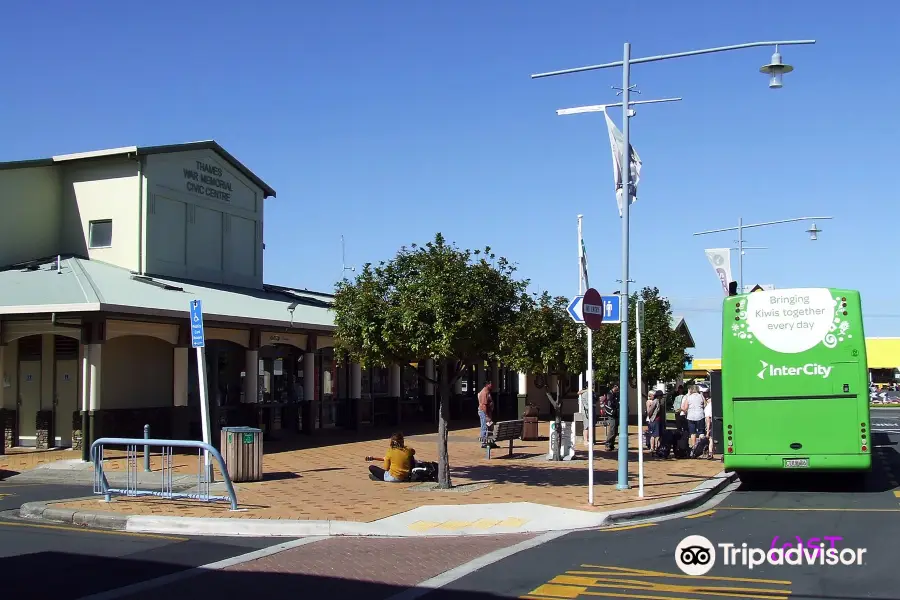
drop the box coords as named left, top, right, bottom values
left=55, top=359, right=79, bottom=446
left=17, top=360, right=42, bottom=445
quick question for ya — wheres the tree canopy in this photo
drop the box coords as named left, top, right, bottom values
left=499, top=292, right=586, bottom=459
left=332, top=233, right=527, bottom=487
left=590, top=287, right=693, bottom=389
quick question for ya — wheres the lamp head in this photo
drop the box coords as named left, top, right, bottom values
left=807, top=223, right=821, bottom=240
left=760, top=48, right=794, bottom=89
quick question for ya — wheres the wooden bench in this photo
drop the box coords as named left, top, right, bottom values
left=485, top=419, right=524, bottom=459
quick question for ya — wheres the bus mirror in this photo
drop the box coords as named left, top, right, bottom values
left=728, top=281, right=738, bottom=296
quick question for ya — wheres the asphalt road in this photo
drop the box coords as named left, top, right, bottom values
left=429, top=427, right=900, bottom=600
left=0, top=481, right=290, bottom=599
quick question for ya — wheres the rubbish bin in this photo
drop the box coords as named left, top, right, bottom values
left=220, top=426, right=263, bottom=482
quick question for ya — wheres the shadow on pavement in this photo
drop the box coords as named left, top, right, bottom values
left=735, top=446, right=900, bottom=494
left=0, top=551, right=516, bottom=599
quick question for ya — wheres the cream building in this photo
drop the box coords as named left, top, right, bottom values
left=0, top=142, right=348, bottom=453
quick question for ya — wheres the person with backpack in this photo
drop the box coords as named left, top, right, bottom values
left=366, top=432, right=416, bottom=482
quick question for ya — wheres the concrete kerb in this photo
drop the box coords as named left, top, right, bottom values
left=20, top=498, right=129, bottom=531
left=19, top=471, right=737, bottom=537
left=603, top=470, right=738, bottom=525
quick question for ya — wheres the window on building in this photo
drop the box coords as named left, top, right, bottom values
left=89, top=220, right=113, bottom=248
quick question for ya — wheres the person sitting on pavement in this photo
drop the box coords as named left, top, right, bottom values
left=367, top=432, right=415, bottom=482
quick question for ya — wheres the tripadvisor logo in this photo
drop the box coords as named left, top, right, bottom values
left=757, top=360, right=832, bottom=380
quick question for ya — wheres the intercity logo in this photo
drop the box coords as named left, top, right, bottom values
left=757, top=360, right=832, bottom=380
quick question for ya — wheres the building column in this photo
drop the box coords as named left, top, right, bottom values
left=424, top=359, right=435, bottom=396
left=173, top=348, right=189, bottom=407
left=244, top=349, right=259, bottom=404
left=389, top=363, right=402, bottom=426
left=350, top=362, right=362, bottom=430
left=170, top=347, right=190, bottom=440
left=36, top=334, right=55, bottom=449
left=517, top=371, right=528, bottom=418
left=88, top=343, right=102, bottom=447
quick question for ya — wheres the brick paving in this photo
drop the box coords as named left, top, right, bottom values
left=121, top=534, right=535, bottom=600
left=50, top=423, right=723, bottom=521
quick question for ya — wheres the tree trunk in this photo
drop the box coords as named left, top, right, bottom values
left=436, top=359, right=452, bottom=489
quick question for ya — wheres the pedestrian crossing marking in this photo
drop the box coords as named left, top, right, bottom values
left=437, top=520, right=474, bottom=530
left=523, top=564, right=792, bottom=600
left=407, top=517, right=529, bottom=531
left=469, top=518, right=502, bottom=529
left=408, top=521, right=441, bottom=532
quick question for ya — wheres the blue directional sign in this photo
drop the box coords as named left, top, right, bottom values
left=189, top=300, right=205, bottom=348
left=567, top=295, right=621, bottom=325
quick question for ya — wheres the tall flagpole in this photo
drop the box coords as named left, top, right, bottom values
left=579, top=215, right=594, bottom=505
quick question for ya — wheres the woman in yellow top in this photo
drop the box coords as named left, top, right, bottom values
left=368, top=432, right=416, bottom=482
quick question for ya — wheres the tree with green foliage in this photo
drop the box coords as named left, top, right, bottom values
left=590, top=287, right=693, bottom=392
left=332, top=233, right=526, bottom=488
left=500, top=292, right=586, bottom=461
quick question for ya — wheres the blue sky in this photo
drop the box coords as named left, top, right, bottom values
left=2, top=0, right=898, bottom=358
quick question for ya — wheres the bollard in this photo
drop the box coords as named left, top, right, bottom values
left=143, top=424, right=151, bottom=472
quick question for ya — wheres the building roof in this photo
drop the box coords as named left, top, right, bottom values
left=0, top=140, right=276, bottom=198
left=866, top=337, right=900, bottom=369
left=670, top=315, right=695, bottom=348
left=0, top=257, right=332, bottom=331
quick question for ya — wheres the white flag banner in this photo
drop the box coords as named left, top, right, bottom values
left=704, top=248, right=733, bottom=296
left=603, top=107, right=642, bottom=217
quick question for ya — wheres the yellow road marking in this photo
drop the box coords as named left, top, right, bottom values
left=600, top=523, right=656, bottom=532
left=497, top=517, right=529, bottom=528
left=469, top=518, right=502, bottom=529
left=529, top=583, right=585, bottom=598
left=407, top=521, right=440, bottom=532
left=524, top=565, right=792, bottom=600
left=685, top=510, right=716, bottom=519
left=552, top=574, right=789, bottom=599
left=893, top=491, right=900, bottom=498
left=716, top=506, right=900, bottom=512
left=576, top=565, right=791, bottom=585
left=0, top=520, right=187, bottom=541
left=437, top=520, right=473, bottom=531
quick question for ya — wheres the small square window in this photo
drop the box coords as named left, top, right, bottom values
left=89, top=220, right=113, bottom=248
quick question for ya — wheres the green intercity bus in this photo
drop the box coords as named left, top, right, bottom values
left=721, top=287, right=871, bottom=474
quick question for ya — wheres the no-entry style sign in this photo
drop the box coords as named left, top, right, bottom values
left=582, top=288, right=604, bottom=330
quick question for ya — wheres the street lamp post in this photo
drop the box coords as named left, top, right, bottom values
left=532, top=39, right=815, bottom=491
left=693, top=216, right=833, bottom=291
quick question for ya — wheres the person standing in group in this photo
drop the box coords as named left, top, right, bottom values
left=680, top=385, right=706, bottom=448
left=478, top=381, right=497, bottom=449
left=704, top=394, right=715, bottom=459
left=646, top=389, right=664, bottom=456
left=603, top=384, right=621, bottom=452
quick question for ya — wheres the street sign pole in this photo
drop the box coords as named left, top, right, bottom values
left=190, top=300, right=213, bottom=483
left=587, top=324, right=594, bottom=505
left=636, top=299, right=645, bottom=498
left=581, top=288, right=605, bottom=506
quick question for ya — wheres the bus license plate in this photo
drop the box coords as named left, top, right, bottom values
left=784, top=458, right=809, bottom=468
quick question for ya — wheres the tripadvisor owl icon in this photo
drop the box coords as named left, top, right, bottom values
left=676, top=535, right=716, bottom=575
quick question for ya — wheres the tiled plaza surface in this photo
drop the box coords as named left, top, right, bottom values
left=41, top=423, right=723, bottom=522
